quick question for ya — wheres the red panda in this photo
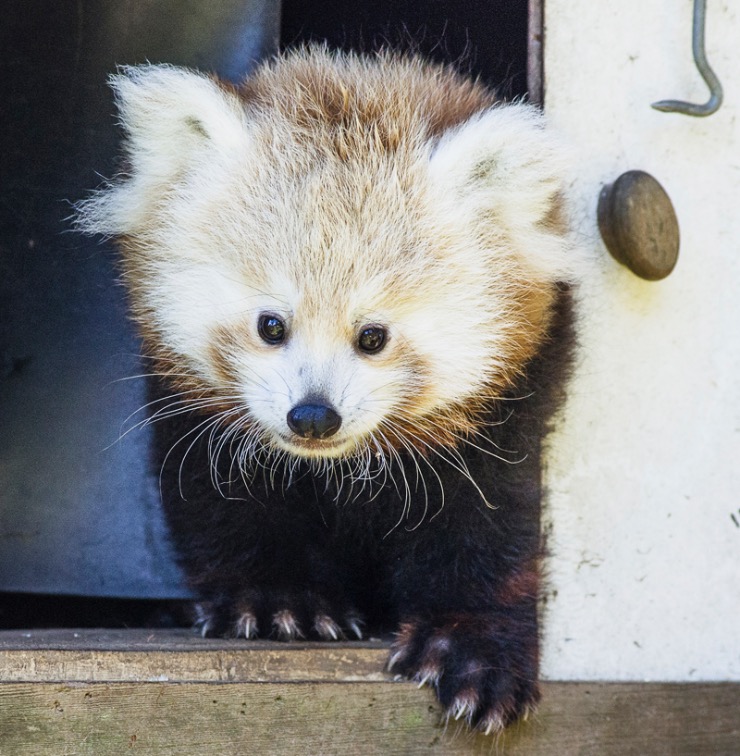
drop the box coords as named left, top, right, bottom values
left=78, top=47, right=581, bottom=734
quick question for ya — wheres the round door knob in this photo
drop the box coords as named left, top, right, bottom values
left=597, top=170, right=680, bottom=281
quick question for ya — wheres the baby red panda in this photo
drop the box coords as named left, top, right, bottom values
left=78, top=47, right=580, bottom=734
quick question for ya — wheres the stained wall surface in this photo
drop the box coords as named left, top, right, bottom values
left=542, top=0, right=740, bottom=679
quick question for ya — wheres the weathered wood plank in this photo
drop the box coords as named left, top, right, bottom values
left=0, top=629, right=388, bottom=683
left=0, top=681, right=738, bottom=755
left=0, top=630, right=737, bottom=755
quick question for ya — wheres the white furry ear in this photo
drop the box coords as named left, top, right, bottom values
left=428, top=104, right=577, bottom=282
left=77, top=65, right=248, bottom=236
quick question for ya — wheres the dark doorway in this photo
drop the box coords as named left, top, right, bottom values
left=281, top=0, right=530, bottom=99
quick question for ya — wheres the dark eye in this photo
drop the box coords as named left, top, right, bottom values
left=258, top=314, right=286, bottom=345
left=357, top=325, right=387, bottom=354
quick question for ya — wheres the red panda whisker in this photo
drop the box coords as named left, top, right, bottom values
left=243, top=431, right=274, bottom=479
left=352, top=443, right=379, bottom=500
left=436, top=426, right=524, bottom=464
left=195, top=409, right=240, bottom=497
left=159, top=412, right=230, bottom=502
left=387, top=406, right=522, bottom=462
left=394, top=438, right=430, bottom=532
left=208, top=411, right=251, bottom=495
left=381, top=418, right=494, bottom=510
left=363, top=439, right=392, bottom=500
left=385, top=450, right=413, bottom=536
left=119, top=393, right=213, bottom=434
left=355, top=435, right=390, bottom=504
left=401, top=405, right=521, bottom=459
left=377, top=423, right=445, bottom=535
left=380, top=421, right=446, bottom=520
left=117, top=396, right=243, bottom=444
left=111, top=371, right=206, bottom=385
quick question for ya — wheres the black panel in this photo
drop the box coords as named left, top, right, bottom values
left=280, top=0, right=529, bottom=98
left=0, top=0, right=280, bottom=599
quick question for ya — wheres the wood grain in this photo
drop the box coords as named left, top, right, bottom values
left=0, top=629, right=389, bottom=684
left=0, top=630, right=737, bottom=755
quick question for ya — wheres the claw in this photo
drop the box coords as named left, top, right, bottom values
left=520, top=702, right=537, bottom=723
left=346, top=614, right=364, bottom=640
left=273, top=610, right=303, bottom=641
left=386, top=649, right=406, bottom=671
left=481, top=710, right=506, bottom=736
left=314, top=614, right=342, bottom=641
left=447, top=693, right=478, bottom=724
left=414, top=665, right=441, bottom=689
left=193, top=603, right=212, bottom=638
left=236, top=611, right=259, bottom=639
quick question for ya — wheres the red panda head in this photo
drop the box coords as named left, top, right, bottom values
left=77, top=48, right=581, bottom=464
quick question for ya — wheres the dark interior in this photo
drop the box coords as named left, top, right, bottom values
left=280, top=0, right=530, bottom=98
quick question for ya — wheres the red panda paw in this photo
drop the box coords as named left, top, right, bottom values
left=193, top=590, right=364, bottom=642
left=387, top=613, right=540, bottom=733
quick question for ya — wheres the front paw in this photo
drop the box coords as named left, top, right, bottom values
left=193, top=588, right=364, bottom=642
left=388, top=612, right=539, bottom=734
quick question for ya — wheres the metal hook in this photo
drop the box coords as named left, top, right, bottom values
left=652, top=0, right=723, bottom=117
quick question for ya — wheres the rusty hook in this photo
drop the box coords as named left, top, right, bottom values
left=652, top=0, right=723, bottom=117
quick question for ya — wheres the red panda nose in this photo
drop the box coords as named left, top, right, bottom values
left=287, top=403, right=342, bottom=439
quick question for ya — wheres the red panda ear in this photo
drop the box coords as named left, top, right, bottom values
left=428, top=104, right=564, bottom=227
left=77, top=65, right=248, bottom=236
left=112, top=65, right=248, bottom=155
left=427, top=104, right=580, bottom=282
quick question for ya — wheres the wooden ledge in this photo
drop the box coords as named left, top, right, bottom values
left=0, top=630, right=737, bottom=754
left=0, top=628, right=389, bottom=683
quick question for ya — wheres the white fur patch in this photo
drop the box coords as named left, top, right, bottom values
left=148, top=263, right=263, bottom=378
left=428, top=104, right=581, bottom=283
left=77, top=65, right=250, bottom=236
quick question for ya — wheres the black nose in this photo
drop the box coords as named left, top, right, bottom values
left=287, top=403, right=342, bottom=439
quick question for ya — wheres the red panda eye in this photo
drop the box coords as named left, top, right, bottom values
left=258, top=314, right=286, bottom=344
left=358, top=325, right=387, bottom=354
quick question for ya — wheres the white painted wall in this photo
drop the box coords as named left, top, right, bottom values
left=541, top=0, right=740, bottom=680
